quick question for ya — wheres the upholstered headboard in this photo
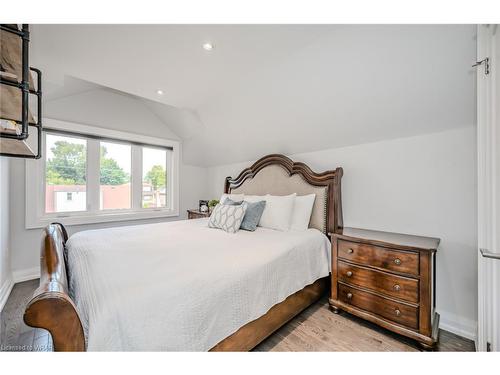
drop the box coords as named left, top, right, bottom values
left=224, top=154, right=343, bottom=234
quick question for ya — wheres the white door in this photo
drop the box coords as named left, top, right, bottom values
left=477, top=24, right=500, bottom=352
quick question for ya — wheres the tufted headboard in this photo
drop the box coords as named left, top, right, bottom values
left=224, top=154, right=343, bottom=234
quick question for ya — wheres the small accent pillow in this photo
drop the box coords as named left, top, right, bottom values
left=240, top=200, right=266, bottom=231
left=208, top=202, right=248, bottom=233
left=259, top=193, right=297, bottom=231
left=290, top=194, right=316, bottom=231
left=223, top=198, right=243, bottom=206
left=220, top=193, right=244, bottom=204
left=224, top=198, right=266, bottom=232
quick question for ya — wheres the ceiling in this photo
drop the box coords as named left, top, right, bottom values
left=31, top=25, right=476, bottom=166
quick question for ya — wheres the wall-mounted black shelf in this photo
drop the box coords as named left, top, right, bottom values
left=0, top=24, right=43, bottom=159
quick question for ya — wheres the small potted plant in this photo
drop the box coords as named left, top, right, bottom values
left=208, top=199, right=219, bottom=213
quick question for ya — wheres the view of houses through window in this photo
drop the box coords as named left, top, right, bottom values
left=99, top=141, right=131, bottom=210
left=45, top=133, right=168, bottom=213
left=45, top=134, right=87, bottom=213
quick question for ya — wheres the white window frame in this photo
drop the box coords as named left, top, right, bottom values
left=26, top=118, right=180, bottom=229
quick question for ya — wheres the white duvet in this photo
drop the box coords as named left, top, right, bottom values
left=66, top=218, right=331, bottom=351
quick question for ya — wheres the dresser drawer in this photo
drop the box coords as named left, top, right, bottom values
left=338, top=240, right=419, bottom=276
left=338, top=261, right=419, bottom=303
left=338, top=283, right=419, bottom=330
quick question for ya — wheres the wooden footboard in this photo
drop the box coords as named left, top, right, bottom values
left=23, top=223, right=85, bottom=351
left=210, top=277, right=328, bottom=351
left=23, top=222, right=328, bottom=352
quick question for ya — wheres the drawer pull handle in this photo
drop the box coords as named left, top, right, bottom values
left=394, top=258, right=402, bottom=265
left=395, top=309, right=401, bottom=316
left=393, top=284, right=401, bottom=291
left=346, top=271, right=353, bottom=277
left=347, top=248, right=354, bottom=254
left=346, top=292, right=353, bottom=300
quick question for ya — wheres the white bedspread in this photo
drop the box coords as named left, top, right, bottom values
left=66, top=218, right=331, bottom=351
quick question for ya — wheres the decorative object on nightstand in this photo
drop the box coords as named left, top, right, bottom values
left=199, top=200, right=209, bottom=213
left=329, top=227, right=440, bottom=349
left=208, top=199, right=219, bottom=212
left=187, top=209, right=210, bottom=220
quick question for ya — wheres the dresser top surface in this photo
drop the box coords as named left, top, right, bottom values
left=333, top=227, right=440, bottom=251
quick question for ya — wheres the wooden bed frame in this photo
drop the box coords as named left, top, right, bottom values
left=23, top=154, right=343, bottom=351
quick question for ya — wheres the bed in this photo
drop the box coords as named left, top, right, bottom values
left=23, top=154, right=343, bottom=351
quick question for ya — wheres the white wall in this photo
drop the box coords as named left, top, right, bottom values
left=43, top=88, right=180, bottom=141
left=0, top=157, right=13, bottom=313
left=8, top=88, right=207, bottom=281
left=207, top=126, right=478, bottom=340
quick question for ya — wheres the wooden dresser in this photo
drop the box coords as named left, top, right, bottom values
left=329, top=227, right=440, bottom=349
left=187, top=209, right=210, bottom=219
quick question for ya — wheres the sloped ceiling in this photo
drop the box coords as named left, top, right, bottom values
left=31, top=25, right=476, bottom=166
left=43, top=84, right=181, bottom=141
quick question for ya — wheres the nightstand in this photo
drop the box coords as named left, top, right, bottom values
left=329, top=227, right=440, bottom=349
left=187, top=209, right=210, bottom=219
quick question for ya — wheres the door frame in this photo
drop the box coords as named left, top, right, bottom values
left=477, top=24, right=499, bottom=352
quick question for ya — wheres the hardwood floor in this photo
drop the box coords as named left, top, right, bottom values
left=254, top=300, right=474, bottom=352
left=1, top=280, right=475, bottom=352
left=1, top=280, right=52, bottom=352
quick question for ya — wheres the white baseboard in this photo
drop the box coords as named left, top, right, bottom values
left=0, top=276, right=14, bottom=312
left=0, top=268, right=39, bottom=315
left=438, top=310, right=477, bottom=342
left=12, top=267, right=40, bottom=283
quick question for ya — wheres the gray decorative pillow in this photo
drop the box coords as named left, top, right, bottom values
left=224, top=198, right=266, bottom=231
left=223, top=198, right=243, bottom=206
left=208, top=202, right=248, bottom=233
left=240, top=201, right=266, bottom=231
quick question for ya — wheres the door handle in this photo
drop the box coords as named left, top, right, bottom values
left=472, top=57, right=490, bottom=75
left=480, top=248, right=500, bottom=260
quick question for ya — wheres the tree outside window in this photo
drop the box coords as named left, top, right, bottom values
left=144, top=165, right=166, bottom=208
left=46, top=141, right=128, bottom=186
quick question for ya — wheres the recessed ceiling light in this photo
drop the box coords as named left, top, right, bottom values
left=202, top=43, right=214, bottom=51
left=156, top=89, right=164, bottom=95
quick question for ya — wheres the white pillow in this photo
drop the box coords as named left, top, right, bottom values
left=220, top=193, right=244, bottom=204
left=208, top=202, right=248, bottom=233
left=290, top=194, right=316, bottom=231
left=258, top=193, right=297, bottom=231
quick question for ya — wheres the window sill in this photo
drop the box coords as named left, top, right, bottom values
left=25, top=209, right=180, bottom=229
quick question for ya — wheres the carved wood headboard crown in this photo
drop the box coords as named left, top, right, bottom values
left=224, top=154, right=343, bottom=234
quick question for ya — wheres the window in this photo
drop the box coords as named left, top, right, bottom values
left=26, top=120, right=179, bottom=228
left=142, top=147, right=167, bottom=209
left=45, top=133, right=87, bottom=213
left=100, top=141, right=131, bottom=210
